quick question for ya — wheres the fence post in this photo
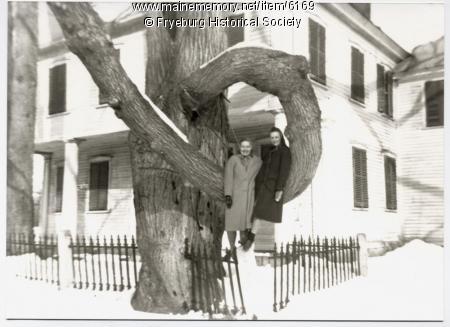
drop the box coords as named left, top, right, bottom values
left=57, top=229, right=73, bottom=289
left=357, top=233, right=368, bottom=277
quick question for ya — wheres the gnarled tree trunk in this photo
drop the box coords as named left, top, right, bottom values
left=129, top=11, right=228, bottom=312
left=48, top=2, right=322, bottom=314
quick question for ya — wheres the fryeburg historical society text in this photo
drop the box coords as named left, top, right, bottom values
left=144, top=15, right=303, bottom=29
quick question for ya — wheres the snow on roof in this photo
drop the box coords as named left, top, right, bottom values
left=393, top=36, right=444, bottom=75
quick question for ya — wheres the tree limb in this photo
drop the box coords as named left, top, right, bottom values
left=48, top=3, right=322, bottom=204
left=48, top=2, right=225, bottom=200
left=180, top=46, right=322, bottom=202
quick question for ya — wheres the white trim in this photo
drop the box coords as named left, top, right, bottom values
left=308, top=11, right=328, bottom=28
left=89, top=155, right=113, bottom=163
left=381, top=149, right=396, bottom=158
left=46, top=111, right=70, bottom=119
left=49, top=57, right=69, bottom=68
left=350, top=143, right=368, bottom=151
left=320, top=3, right=408, bottom=61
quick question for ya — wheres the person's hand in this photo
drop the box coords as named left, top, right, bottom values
left=225, top=195, right=233, bottom=208
left=274, top=190, right=283, bottom=202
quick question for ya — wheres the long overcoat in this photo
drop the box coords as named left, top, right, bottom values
left=224, top=154, right=262, bottom=231
left=253, top=145, right=292, bottom=223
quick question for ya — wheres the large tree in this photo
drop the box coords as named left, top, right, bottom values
left=48, top=3, right=322, bottom=313
left=7, top=2, right=38, bottom=243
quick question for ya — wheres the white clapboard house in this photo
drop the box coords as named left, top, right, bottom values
left=32, top=3, right=444, bottom=252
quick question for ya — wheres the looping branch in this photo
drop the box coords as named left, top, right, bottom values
left=48, top=2, right=322, bottom=204
left=179, top=47, right=322, bottom=202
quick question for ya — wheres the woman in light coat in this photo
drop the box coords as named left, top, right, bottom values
left=224, top=138, right=262, bottom=252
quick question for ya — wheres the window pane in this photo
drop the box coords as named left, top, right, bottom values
left=55, top=166, right=64, bottom=212
left=49, top=64, right=66, bottom=115
left=89, top=161, right=109, bottom=211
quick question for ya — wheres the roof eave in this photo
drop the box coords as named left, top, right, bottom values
left=321, top=3, right=409, bottom=62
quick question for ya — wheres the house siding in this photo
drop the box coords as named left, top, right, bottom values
left=271, top=5, right=402, bottom=247
left=395, top=74, right=444, bottom=245
left=34, top=5, right=443, bottom=251
left=45, top=136, right=135, bottom=237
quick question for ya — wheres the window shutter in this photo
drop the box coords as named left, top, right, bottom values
left=55, top=166, right=64, bottom=212
left=99, top=49, right=120, bottom=104
left=49, top=64, right=66, bottom=115
left=384, top=156, right=397, bottom=210
left=351, top=48, right=364, bottom=103
left=352, top=147, right=368, bottom=208
left=309, top=19, right=326, bottom=85
left=89, top=161, right=109, bottom=211
left=376, top=64, right=386, bottom=113
left=309, top=19, right=318, bottom=81
left=425, top=80, right=444, bottom=127
left=385, top=71, right=394, bottom=117
left=318, top=24, right=326, bottom=83
left=227, top=14, right=244, bottom=47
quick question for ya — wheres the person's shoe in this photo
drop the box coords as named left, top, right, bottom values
left=243, top=232, right=255, bottom=251
left=238, top=230, right=249, bottom=246
left=222, top=247, right=235, bottom=261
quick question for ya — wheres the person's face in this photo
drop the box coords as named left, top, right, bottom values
left=239, top=141, right=252, bottom=157
left=270, top=131, right=281, bottom=146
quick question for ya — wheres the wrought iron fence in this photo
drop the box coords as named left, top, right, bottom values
left=69, top=235, right=140, bottom=291
left=6, top=233, right=140, bottom=291
left=7, top=232, right=366, bottom=316
left=272, top=235, right=361, bottom=312
left=7, top=233, right=60, bottom=285
left=184, top=239, right=246, bottom=317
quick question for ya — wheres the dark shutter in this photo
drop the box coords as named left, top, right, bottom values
left=385, top=71, right=394, bottom=117
left=384, top=156, right=397, bottom=210
left=99, top=49, right=120, bottom=105
left=425, top=80, right=444, bottom=127
left=309, top=19, right=326, bottom=85
left=377, top=65, right=394, bottom=117
left=55, top=166, right=64, bottom=212
left=89, top=161, right=109, bottom=211
left=351, top=47, right=365, bottom=103
left=352, top=147, right=368, bottom=208
left=377, top=64, right=386, bottom=113
left=49, top=64, right=66, bottom=115
left=227, top=14, right=244, bottom=47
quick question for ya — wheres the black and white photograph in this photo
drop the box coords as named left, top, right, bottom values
left=1, top=0, right=447, bottom=324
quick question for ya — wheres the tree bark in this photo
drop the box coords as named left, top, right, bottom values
left=48, top=2, right=322, bottom=313
left=128, top=10, right=228, bottom=313
left=7, top=2, right=38, bottom=243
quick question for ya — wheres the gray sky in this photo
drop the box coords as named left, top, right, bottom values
left=371, top=3, right=444, bottom=52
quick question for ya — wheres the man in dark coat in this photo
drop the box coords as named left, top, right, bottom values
left=244, top=127, right=292, bottom=250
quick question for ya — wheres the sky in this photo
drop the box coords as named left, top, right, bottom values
left=93, top=2, right=445, bottom=53
left=371, top=3, right=444, bottom=52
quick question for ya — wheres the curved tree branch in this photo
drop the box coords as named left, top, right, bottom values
left=180, top=47, right=322, bottom=202
left=48, top=2, right=321, bottom=204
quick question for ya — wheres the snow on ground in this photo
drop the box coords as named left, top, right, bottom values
left=3, top=239, right=443, bottom=320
